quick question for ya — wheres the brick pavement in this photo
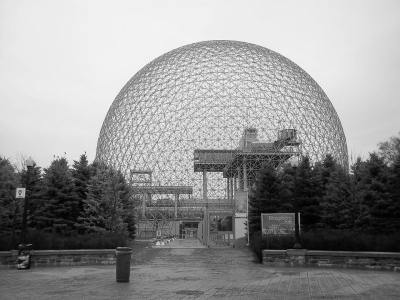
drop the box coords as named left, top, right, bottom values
left=0, top=239, right=399, bottom=299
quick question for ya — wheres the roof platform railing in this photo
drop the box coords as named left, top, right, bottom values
left=131, top=185, right=193, bottom=195
left=193, top=149, right=239, bottom=172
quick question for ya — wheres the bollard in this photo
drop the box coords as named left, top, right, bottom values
left=115, top=247, right=132, bottom=282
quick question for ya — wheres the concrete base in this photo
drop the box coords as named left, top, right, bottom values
left=262, top=249, right=400, bottom=271
left=0, top=249, right=116, bottom=269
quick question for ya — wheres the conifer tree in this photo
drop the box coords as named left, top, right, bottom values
left=78, top=164, right=108, bottom=233
left=0, top=158, right=20, bottom=243
left=19, top=163, right=42, bottom=229
left=312, top=155, right=349, bottom=229
left=319, top=164, right=352, bottom=229
left=350, top=157, right=365, bottom=228
left=71, top=153, right=91, bottom=229
left=277, top=164, right=296, bottom=211
left=72, top=153, right=91, bottom=201
left=292, top=157, right=320, bottom=229
left=103, top=168, right=127, bottom=232
left=36, top=157, right=79, bottom=234
left=387, top=150, right=400, bottom=231
left=79, top=163, right=135, bottom=237
left=352, top=153, right=391, bottom=232
left=249, top=165, right=281, bottom=235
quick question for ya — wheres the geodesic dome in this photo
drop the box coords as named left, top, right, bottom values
left=96, top=40, right=348, bottom=198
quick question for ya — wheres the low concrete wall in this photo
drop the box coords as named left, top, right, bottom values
left=262, top=249, right=400, bottom=271
left=0, top=249, right=116, bottom=269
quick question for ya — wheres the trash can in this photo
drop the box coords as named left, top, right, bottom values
left=17, top=243, right=33, bottom=270
left=115, top=247, right=132, bottom=282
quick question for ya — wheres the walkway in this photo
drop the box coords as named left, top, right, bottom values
left=1, top=241, right=399, bottom=299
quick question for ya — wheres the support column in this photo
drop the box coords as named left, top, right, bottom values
left=202, top=170, right=208, bottom=202
left=206, top=211, right=210, bottom=246
left=243, top=158, right=249, bottom=246
left=230, top=178, right=236, bottom=203
left=227, top=178, right=231, bottom=201
left=234, top=175, right=237, bottom=193
left=226, top=177, right=230, bottom=201
left=237, top=167, right=242, bottom=191
left=174, top=193, right=179, bottom=219
left=141, top=194, right=146, bottom=218
left=203, top=207, right=209, bottom=247
left=243, top=158, right=248, bottom=192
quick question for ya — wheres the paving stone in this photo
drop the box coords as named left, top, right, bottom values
left=0, top=239, right=399, bottom=299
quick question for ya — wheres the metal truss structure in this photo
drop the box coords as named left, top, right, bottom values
left=96, top=40, right=348, bottom=200
left=194, top=128, right=301, bottom=191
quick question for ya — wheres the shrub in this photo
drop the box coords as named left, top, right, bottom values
left=301, top=229, right=400, bottom=252
left=250, top=229, right=400, bottom=259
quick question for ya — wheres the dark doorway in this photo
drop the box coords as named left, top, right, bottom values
left=180, top=222, right=199, bottom=239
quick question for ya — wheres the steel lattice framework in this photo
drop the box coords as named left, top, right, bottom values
left=96, top=40, right=348, bottom=199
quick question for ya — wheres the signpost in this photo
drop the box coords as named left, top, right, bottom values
left=261, top=213, right=300, bottom=236
left=16, top=188, right=26, bottom=199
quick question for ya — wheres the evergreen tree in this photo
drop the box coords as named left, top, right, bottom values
left=78, top=164, right=108, bottom=233
left=0, top=157, right=20, bottom=243
left=353, top=153, right=391, bottom=232
left=36, top=157, right=79, bottom=234
left=71, top=153, right=91, bottom=228
left=380, top=132, right=400, bottom=231
left=19, top=163, right=42, bottom=229
left=249, top=165, right=281, bottom=235
left=72, top=153, right=91, bottom=200
left=79, top=163, right=135, bottom=237
left=292, top=157, right=320, bottom=229
left=103, top=168, right=127, bottom=232
left=312, top=155, right=350, bottom=229
left=367, top=133, right=400, bottom=232
left=277, top=164, right=296, bottom=212
left=319, top=163, right=352, bottom=229
left=350, top=157, right=367, bottom=229
left=313, top=155, right=337, bottom=189
left=118, top=173, right=136, bottom=238
left=387, top=149, right=400, bottom=231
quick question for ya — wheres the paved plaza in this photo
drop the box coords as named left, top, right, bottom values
left=1, top=239, right=400, bottom=299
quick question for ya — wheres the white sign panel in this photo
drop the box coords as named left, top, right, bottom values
left=16, top=188, right=26, bottom=199
left=261, top=213, right=300, bottom=236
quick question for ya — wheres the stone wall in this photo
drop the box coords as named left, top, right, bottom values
left=262, top=249, right=400, bottom=271
left=0, top=249, right=116, bottom=269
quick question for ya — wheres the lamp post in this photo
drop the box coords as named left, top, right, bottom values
left=20, top=158, right=35, bottom=244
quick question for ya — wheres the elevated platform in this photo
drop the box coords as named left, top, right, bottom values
left=131, top=185, right=193, bottom=194
left=194, top=128, right=301, bottom=175
left=193, top=149, right=238, bottom=172
left=223, top=151, right=299, bottom=177
left=146, top=199, right=233, bottom=211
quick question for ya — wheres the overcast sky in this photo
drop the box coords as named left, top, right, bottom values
left=0, top=0, right=399, bottom=168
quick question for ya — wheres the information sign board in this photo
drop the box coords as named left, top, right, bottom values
left=261, top=213, right=300, bottom=236
left=16, top=188, right=26, bottom=199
